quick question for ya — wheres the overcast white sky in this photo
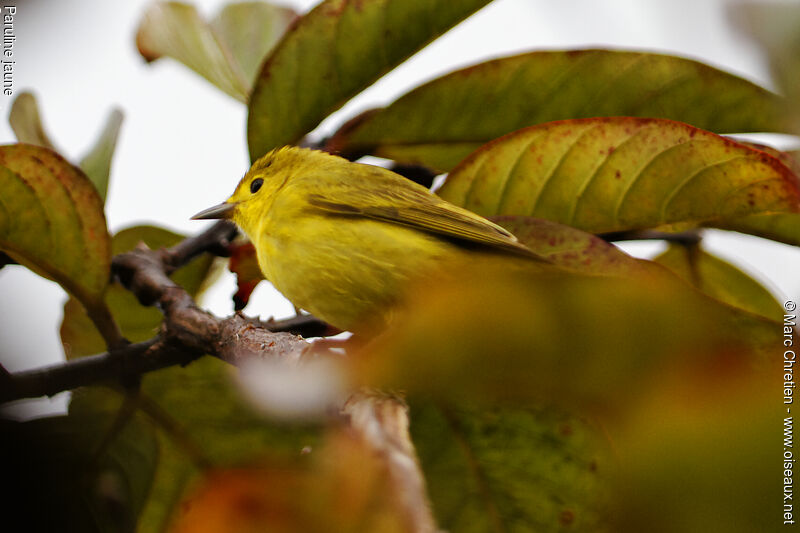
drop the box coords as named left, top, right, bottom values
left=1, top=0, right=798, bottom=415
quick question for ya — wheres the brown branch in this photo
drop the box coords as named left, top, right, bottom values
left=2, top=339, right=157, bottom=402
left=1, top=220, right=311, bottom=403
left=0, top=311, right=311, bottom=404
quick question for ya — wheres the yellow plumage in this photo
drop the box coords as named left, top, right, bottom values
left=193, top=146, right=546, bottom=334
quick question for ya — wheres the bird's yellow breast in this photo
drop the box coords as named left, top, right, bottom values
left=254, top=187, right=460, bottom=333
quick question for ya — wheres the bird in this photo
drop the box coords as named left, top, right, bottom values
left=193, top=146, right=547, bottom=335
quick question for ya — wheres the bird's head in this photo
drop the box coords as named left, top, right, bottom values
left=191, top=146, right=332, bottom=233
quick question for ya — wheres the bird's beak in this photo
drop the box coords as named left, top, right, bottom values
left=191, top=202, right=237, bottom=220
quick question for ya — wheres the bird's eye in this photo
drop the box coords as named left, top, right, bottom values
left=250, top=178, right=264, bottom=194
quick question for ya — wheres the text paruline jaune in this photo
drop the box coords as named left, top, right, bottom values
left=3, top=6, right=15, bottom=96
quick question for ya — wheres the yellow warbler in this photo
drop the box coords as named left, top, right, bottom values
left=193, top=146, right=547, bottom=334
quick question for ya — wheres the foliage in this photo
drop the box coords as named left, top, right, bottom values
left=2, top=1, right=798, bottom=532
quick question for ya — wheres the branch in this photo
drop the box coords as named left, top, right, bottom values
left=0, top=315, right=311, bottom=404
left=1, top=220, right=314, bottom=403
left=1, top=339, right=157, bottom=402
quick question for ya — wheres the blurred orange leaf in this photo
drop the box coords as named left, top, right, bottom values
left=171, top=430, right=413, bottom=533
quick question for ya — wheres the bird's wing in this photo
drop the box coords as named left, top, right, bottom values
left=304, top=171, right=545, bottom=260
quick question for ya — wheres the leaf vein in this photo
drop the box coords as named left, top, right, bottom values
left=659, top=154, right=749, bottom=223
left=612, top=131, right=689, bottom=223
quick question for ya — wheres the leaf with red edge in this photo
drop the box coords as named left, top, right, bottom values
left=439, top=118, right=800, bottom=234
left=711, top=146, right=800, bottom=245
left=327, top=50, right=789, bottom=171
left=490, top=215, right=649, bottom=276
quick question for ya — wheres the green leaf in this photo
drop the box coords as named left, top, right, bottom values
left=8, top=91, right=57, bottom=150
left=136, top=1, right=296, bottom=102
left=79, top=108, right=123, bottom=202
left=211, top=1, right=297, bottom=89
left=411, top=404, right=611, bottom=532
left=717, top=212, right=800, bottom=247
left=247, top=0, right=492, bottom=160
left=137, top=357, right=323, bottom=532
left=60, top=225, right=214, bottom=359
left=438, top=118, right=800, bottom=234
left=653, top=243, right=784, bottom=321
left=0, top=144, right=121, bottom=347
left=327, top=50, right=789, bottom=171
left=1, top=388, right=158, bottom=533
